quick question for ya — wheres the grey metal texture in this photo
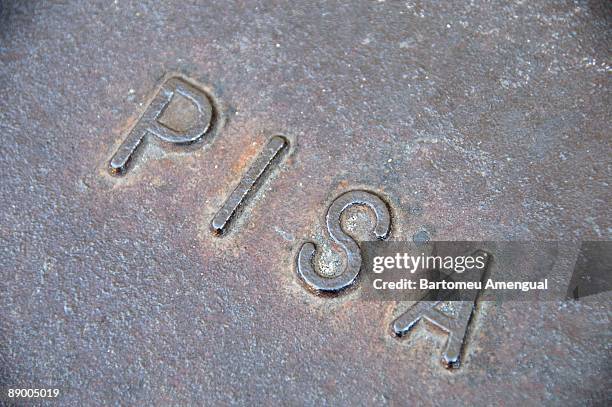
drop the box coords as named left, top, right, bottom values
left=0, top=0, right=610, bottom=405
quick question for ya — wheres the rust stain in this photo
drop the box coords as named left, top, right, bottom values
left=229, top=140, right=261, bottom=175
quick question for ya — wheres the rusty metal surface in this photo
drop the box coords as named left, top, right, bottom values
left=0, top=0, right=610, bottom=405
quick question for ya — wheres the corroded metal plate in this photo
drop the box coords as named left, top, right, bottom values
left=1, top=1, right=610, bottom=405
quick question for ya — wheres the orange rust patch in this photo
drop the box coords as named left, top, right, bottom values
left=229, top=142, right=260, bottom=175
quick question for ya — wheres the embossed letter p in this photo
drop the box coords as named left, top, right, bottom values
left=109, top=76, right=214, bottom=175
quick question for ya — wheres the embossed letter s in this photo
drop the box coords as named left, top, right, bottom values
left=297, top=190, right=391, bottom=294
